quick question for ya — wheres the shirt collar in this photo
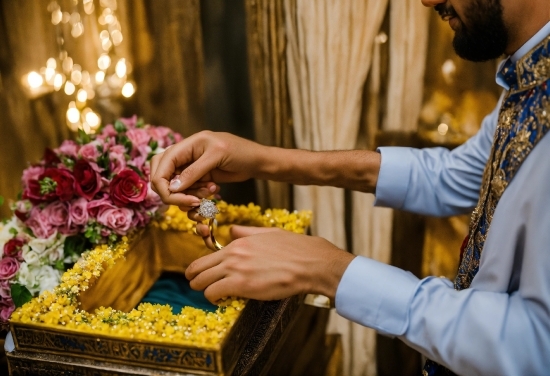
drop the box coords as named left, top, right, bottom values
left=496, top=21, right=550, bottom=90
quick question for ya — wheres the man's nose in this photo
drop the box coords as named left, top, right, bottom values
left=421, top=0, right=446, bottom=7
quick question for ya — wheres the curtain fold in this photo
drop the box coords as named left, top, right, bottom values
left=284, top=1, right=388, bottom=374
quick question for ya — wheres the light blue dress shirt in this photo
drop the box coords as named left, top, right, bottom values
left=335, top=22, right=550, bottom=376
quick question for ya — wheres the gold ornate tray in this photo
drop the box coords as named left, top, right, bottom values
left=7, top=204, right=312, bottom=375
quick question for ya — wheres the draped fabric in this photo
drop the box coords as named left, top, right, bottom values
left=284, top=1, right=429, bottom=374
left=284, top=1, right=388, bottom=374
left=384, top=2, right=430, bottom=132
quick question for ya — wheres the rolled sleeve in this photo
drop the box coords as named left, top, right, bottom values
left=335, top=256, right=420, bottom=335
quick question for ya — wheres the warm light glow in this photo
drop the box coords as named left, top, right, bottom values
left=71, top=22, right=84, bottom=38
left=81, top=71, right=91, bottom=85
left=95, top=71, right=105, bottom=84
left=85, top=110, right=101, bottom=128
left=71, top=70, right=82, bottom=85
left=101, top=38, right=113, bottom=51
left=98, top=54, right=111, bottom=70
left=45, top=68, right=55, bottom=83
left=83, top=0, right=94, bottom=15
left=438, top=123, right=449, bottom=136
left=62, top=57, right=73, bottom=73
left=77, top=89, right=88, bottom=102
left=53, top=74, right=64, bottom=90
left=121, top=82, right=135, bottom=98
left=51, top=9, right=62, bottom=25
left=66, top=107, right=80, bottom=123
left=111, top=30, right=123, bottom=45
left=115, top=59, right=126, bottom=78
left=46, top=58, right=57, bottom=69
left=64, top=81, right=76, bottom=95
left=86, top=88, right=95, bottom=100
left=27, top=72, right=43, bottom=88
left=105, top=14, right=114, bottom=24
left=100, top=30, right=110, bottom=40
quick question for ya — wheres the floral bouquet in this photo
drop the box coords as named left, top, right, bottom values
left=0, top=116, right=182, bottom=329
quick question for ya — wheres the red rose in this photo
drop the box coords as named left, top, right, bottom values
left=23, top=168, right=75, bottom=203
left=43, top=148, right=61, bottom=166
left=109, top=169, right=148, bottom=207
left=73, top=159, right=102, bottom=200
left=3, top=238, right=25, bottom=260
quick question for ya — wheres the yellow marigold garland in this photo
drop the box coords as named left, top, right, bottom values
left=10, top=202, right=311, bottom=349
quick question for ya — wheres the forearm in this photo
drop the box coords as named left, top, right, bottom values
left=256, top=147, right=381, bottom=193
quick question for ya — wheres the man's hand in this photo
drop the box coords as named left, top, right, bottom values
left=150, top=131, right=269, bottom=210
left=185, top=225, right=356, bottom=303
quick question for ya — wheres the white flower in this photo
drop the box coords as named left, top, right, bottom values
left=15, top=264, right=61, bottom=295
left=0, top=216, right=26, bottom=255
left=36, top=266, right=61, bottom=294
left=22, top=249, right=40, bottom=265
left=27, top=232, right=65, bottom=259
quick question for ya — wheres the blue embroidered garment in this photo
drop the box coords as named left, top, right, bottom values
left=424, top=37, right=550, bottom=376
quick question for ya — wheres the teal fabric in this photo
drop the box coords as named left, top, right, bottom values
left=140, top=272, right=217, bottom=313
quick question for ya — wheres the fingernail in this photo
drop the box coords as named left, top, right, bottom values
left=169, top=178, right=181, bottom=191
left=190, top=197, right=201, bottom=206
left=209, top=184, right=217, bottom=193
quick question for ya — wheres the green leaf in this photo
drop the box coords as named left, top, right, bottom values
left=0, top=196, right=4, bottom=206
left=9, top=227, right=18, bottom=236
left=54, top=259, right=65, bottom=271
left=136, top=117, right=145, bottom=128
left=114, top=120, right=127, bottom=133
left=127, top=164, right=145, bottom=178
left=77, top=128, right=91, bottom=145
left=11, top=283, right=33, bottom=308
left=149, top=139, right=158, bottom=151
left=64, top=235, right=91, bottom=258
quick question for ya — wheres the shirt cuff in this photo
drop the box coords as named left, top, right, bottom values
left=374, top=147, right=414, bottom=209
left=335, top=256, right=419, bottom=335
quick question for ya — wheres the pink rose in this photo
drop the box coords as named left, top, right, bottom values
left=26, top=207, right=55, bottom=239
left=0, top=280, right=11, bottom=298
left=144, top=183, right=162, bottom=208
left=57, top=140, right=79, bottom=158
left=21, top=166, right=45, bottom=190
left=42, top=201, right=69, bottom=227
left=69, top=198, right=89, bottom=226
left=96, top=206, right=134, bottom=235
left=87, top=195, right=113, bottom=218
left=79, top=142, right=101, bottom=161
left=109, top=169, right=148, bottom=207
left=0, top=257, right=20, bottom=280
left=99, top=124, right=118, bottom=139
left=119, top=115, right=138, bottom=129
left=126, top=128, right=151, bottom=148
left=146, top=126, right=171, bottom=148
left=109, top=144, right=127, bottom=174
left=0, top=299, right=15, bottom=322
left=14, top=199, right=32, bottom=222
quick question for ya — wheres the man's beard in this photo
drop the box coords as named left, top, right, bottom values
left=437, top=0, right=508, bottom=62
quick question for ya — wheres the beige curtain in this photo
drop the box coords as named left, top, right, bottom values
left=384, top=2, right=430, bottom=132
left=284, top=1, right=388, bottom=374
left=284, top=1, right=429, bottom=375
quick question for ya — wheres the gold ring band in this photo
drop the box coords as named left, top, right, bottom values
left=208, top=218, right=224, bottom=251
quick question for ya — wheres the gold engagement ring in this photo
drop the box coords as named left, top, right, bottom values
left=197, top=198, right=224, bottom=251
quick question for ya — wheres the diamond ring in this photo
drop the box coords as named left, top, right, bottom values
left=197, top=199, right=224, bottom=251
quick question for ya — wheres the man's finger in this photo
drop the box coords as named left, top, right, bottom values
left=230, top=225, right=282, bottom=239
left=204, top=279, right=239, bottom=304
left=185, top=251, right=223, bottom=280
left=188, top=264, right=226, bottom=291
